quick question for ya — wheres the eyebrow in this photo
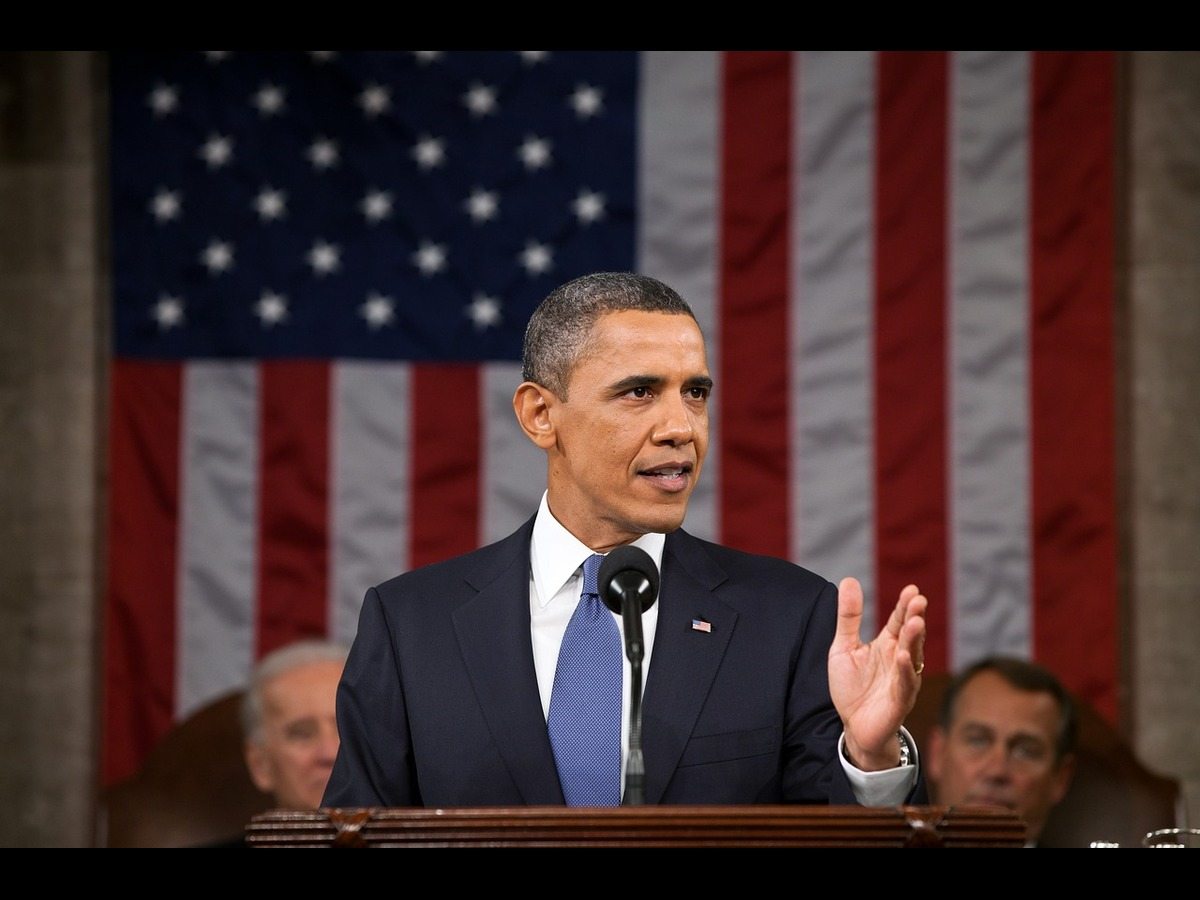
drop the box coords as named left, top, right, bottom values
left=608, top=374, right=714, bottom=394
left=960, top=722, right=1050, bottom=745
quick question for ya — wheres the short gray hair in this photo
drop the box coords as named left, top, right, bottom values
left=521, top=272, right=698, bottom=398
left=240, top=639, right=349, bottom=745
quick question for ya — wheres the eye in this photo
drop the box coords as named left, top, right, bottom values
left=686, top=386, right=709, bottom=401
left=1010, top=739, right=1049, bottom=763
left=959, top=728, right=993, bottom=753
left=284, top=719, right=320, bottom=742
left=628, top=385, right=651, bottom=399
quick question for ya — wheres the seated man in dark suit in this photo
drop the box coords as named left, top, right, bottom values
left=926, top=656, right=1077, bottom=845
left=242, top=640, right=348, bottom=812
left=324, top=271, right=929, bottom=809
left=201, top=639, right=348, bottom=846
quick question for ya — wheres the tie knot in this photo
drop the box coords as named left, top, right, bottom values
left=581, top=553, right=604, bottom=598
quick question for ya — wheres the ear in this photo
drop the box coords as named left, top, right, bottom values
left=513, top=381, right=559, bottom=450
left=244, top=740, right=276, bottom=795
left=1049, top=752, right=1076, bottom=806
left=926, top=726, right=946, bottom=786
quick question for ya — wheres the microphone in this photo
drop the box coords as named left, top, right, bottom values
left=597, top=546, right=660, bottom=807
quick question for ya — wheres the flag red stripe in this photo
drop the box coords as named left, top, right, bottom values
left=718, top=51, right=792, bottom=558
left=1030, top=51, right=1118, bottom=722
left=102, top=361, right=182, bottom=785
left=257, top=361, right=331, bottom=655
left=874, top=52, right=950, bottom=671
left=410, top=364, right=481, bottom=568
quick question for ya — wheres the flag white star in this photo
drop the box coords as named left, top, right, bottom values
left=412, top=135, right=446, bottom=171
left=464, top=188, right=499, bottom=223
left=519, top=51, right=548, bottom=65
left=360, top=189, right=393, bottom=223
left=309, top=51, right=337, bottom=63
left=465, top=293, right=502, bottom=331
left=570, top=84, right=604, bottom=119
left=147, top=83, right=179, bottom=117
left=307, top=137, right=340, bottom=171
left=413, top=51, right=442, bottom=65
left=307, top=240, right=341, bottom=276
left=358, top=84, right=391, bottom=117
left=463, top=82, right=498, bottom=117
left=201, top=239, right=234, bottom=274
left=252, top=83, right=286, bottom=116
left=518, top=136, right=552, bottom=171
left=199, top=134, right=233, bottom=169
left=152, top=294, right=184, bottom=330
left=573, top=189, right=606, bottom=224
left=519, top=240, right=553, bottom=275
left=254, top=291, right=289, bottom=327
left=361, top=292, right=396, bottom=329
left=412, top=241, right=447, bottom=276
left=204, top=51, right=230, bottom=63
left=254, top=187, right=287, bottom=222
left=149, top=188, right=182, bottom=223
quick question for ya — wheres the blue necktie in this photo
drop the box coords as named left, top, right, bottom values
left=547, top=553, right=622, bottom=806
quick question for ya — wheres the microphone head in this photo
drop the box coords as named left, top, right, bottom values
left=597, top=545, right=660, bottom=615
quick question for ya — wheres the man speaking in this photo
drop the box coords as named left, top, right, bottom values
left=323, top=272, right=928, bottom=808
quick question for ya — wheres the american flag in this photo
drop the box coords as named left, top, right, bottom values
left=103, top=50, right=1117, bottom=785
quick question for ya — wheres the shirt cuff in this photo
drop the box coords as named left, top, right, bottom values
left=838, top=726, right=919, bottom=807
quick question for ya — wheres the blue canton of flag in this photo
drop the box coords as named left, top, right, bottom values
left=110, top=50, right=638, bottom=362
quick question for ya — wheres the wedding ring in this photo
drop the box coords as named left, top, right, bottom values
left=913, top=661, right=925, bottom=676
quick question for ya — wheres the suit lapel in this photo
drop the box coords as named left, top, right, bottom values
left=451, top=519, right=564, bottom=805
left=642, top=530, right=736, bottom=804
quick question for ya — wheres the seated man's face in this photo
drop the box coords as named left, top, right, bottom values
left=928, top=670, right=1074, bottom=843
left=244, top=659, right=342, bottom=809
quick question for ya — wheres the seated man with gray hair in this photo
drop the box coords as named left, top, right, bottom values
left=242, top=639, right=348, bottom=811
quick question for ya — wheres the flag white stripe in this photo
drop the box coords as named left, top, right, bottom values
left=176, top=361, right=258, bottom=717
left=792, top=51, right=878, bottom=633
left=949, top=51, right=1034, bottom=668
left=329, top=361, right=411, bottom=646
left=482, top=361, right=546, bottom=544
left=638, top=50, right=721, bottom=543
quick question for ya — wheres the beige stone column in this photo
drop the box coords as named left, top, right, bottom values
left=1128, top=50, right=1200, bottom=832
left=0, top=51, right=101, bottom=847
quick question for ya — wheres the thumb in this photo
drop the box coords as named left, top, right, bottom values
left=834, top=576, right=864, bottom=650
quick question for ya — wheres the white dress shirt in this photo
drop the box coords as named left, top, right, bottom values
left=527, top=491, right=918, bottom=805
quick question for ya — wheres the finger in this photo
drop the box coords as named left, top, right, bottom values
left=901, top=591, right=927, bottom=629
left=884, top=584, right=921, bottom=638
left=896, top=593, right=928, bottom=675
left=834, top=577, right=865, bottom=648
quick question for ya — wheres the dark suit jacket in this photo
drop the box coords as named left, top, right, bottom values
left=323, top=518, right=926, bottom=808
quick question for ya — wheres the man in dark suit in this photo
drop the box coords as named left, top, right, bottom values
left=927, top=656, right=1077, bottom=845
left=324, top=272, right=928, bottom=808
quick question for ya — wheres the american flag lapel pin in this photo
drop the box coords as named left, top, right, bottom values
left=691, top=617, right=712, bottom=634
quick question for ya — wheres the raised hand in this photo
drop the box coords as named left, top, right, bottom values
left=827, top=577, right=927, bottom=770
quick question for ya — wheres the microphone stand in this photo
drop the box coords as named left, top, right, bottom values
left=598, top=546, right=659, bottom=808
left=622, top=599, right=646, bottom=806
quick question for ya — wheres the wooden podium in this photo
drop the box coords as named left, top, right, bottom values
left=245, top=805, right=1026, bottom=848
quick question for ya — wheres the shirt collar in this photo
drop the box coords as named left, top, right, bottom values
left=530, top=491, right=666, bottom=608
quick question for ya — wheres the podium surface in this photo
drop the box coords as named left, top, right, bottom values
left=246, top=805, right=1026, bottom=847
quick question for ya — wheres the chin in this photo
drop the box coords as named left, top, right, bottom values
left=641, top=510, right=688, bottom=535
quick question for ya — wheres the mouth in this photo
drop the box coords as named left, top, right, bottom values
left=966, top=793, right=1014, bottom=810
left=637, top=461, right=694, bottom=493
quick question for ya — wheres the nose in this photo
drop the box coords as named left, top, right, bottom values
left=316, top=722, right=340, bottom=764
left=652, top=393, right=695, bottom=447
left=978, top=743, right=1013, bottom=782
